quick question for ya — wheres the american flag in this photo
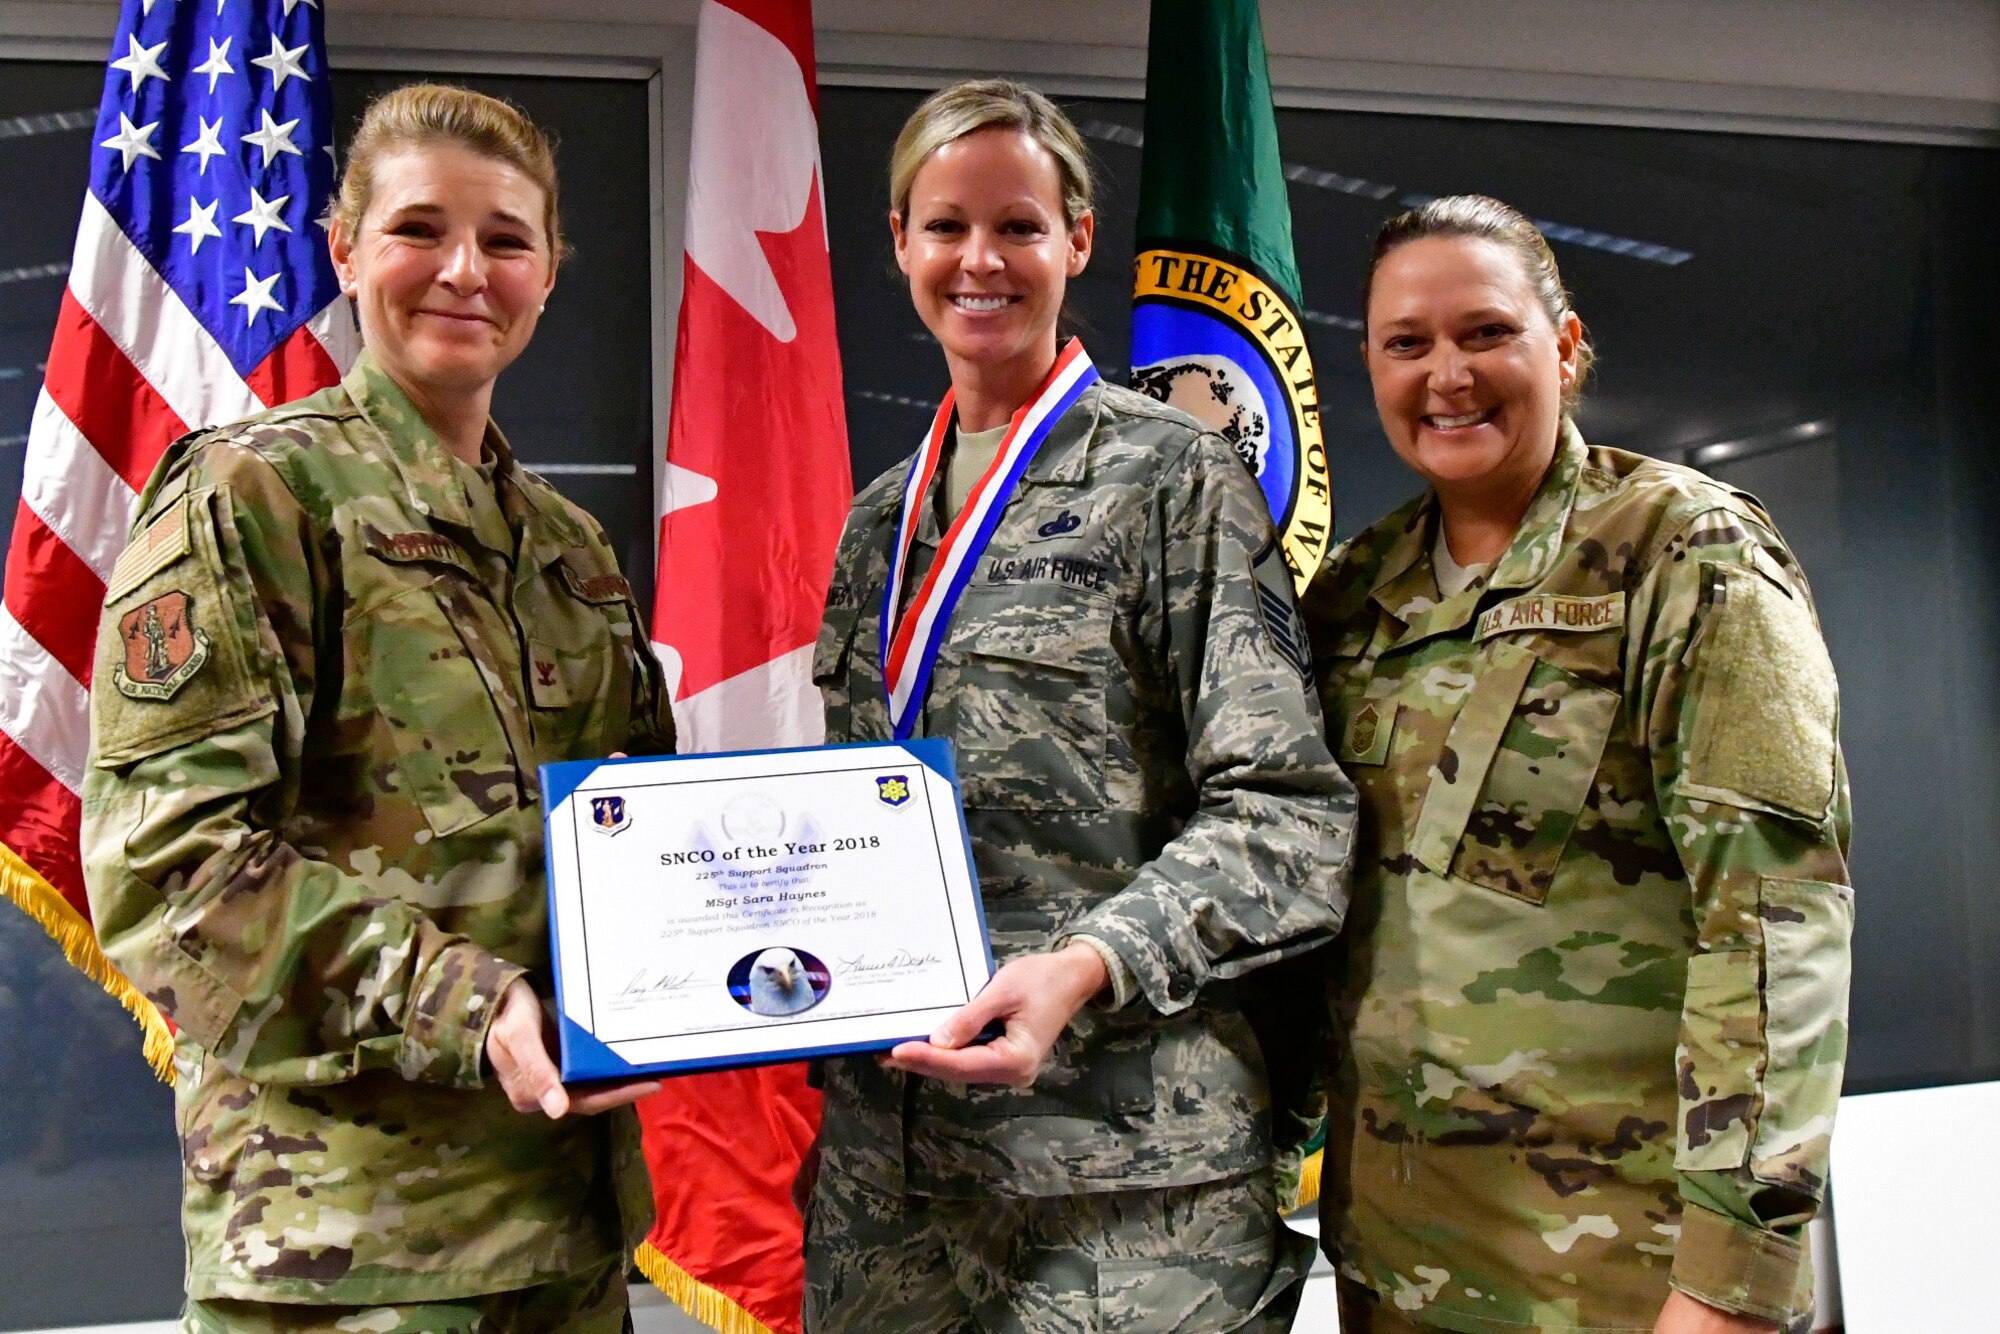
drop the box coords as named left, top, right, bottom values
left=0, top=0, right=357, bottom=1068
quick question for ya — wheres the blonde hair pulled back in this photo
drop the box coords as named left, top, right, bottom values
left=889, top=78, right=1096, bottom=227
left=1365, top=194, right=1596, bottom=413
left=328, top=83, right=568, bottom=265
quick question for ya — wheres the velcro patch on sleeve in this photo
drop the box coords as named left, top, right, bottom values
left=1474, top=592, right=1624, bottom=641
left=106, top=496, right=192, bottom=604
left=1683, top=563, right=1838, bottom=820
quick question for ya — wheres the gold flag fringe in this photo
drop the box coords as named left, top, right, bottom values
left=1, top=839, right=176, bottom=1081
left=1290, top=1146, right=1325, bottom=1213
left=634, top=1241, right=781, bottom=1334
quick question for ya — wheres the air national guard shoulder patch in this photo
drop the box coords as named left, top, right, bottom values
left=114, top=589, right=211, bottom=701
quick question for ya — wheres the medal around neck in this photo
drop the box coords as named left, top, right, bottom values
left=542, top=739, right=993, bottom=1081
left=881, top=338, right=1100, bottom=739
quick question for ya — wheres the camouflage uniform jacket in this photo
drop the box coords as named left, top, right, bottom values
left=81, top=352, right=673, bottom=1304
left=812, top=378, right=1356, bottom=1199
left=1301, top=425, right=1852, bottom=1332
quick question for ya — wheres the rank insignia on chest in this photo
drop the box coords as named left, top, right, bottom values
left=114, top=590, right=211, bottom=701
left=1341, top=701, right=1396, bottom=766
left=528, top=640, right=571, bottom=709
left=590, top=795, right=631, bottom=835
left=876, top=774, right=911, bottom=808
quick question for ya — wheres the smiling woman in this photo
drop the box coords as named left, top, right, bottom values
left=327, top=88, right=563, bottom=461
left=804, top=78, right=1354, bottom=1334
left=1302, top=197, right=1854, bottom=1334
left=78, top=83, right=676, bottom=1334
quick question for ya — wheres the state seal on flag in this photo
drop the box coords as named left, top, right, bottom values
left=590, top=795, right=632, bottom=835
left=876, top=775, right=912, bottom=808
left=1131, top=246, right=1332, bottom=594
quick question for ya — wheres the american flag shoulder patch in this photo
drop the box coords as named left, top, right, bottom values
left=106, top=496, right=192, bottom=604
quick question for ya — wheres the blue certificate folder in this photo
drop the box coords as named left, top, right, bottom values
left=541, top=738, right=993, bottom=1083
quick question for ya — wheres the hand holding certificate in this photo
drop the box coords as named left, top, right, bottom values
left=542, top=739, right=994, bottom=1081
left=880, top=941, right=1109, bottom=1086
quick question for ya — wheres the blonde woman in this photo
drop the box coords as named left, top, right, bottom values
left=83, top=85, right=670, bottom=1333
left=804, top=79, right=1354, bottom=1332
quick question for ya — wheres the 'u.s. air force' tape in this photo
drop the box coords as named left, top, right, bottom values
left=1474, top=593, right=1624, bottom=642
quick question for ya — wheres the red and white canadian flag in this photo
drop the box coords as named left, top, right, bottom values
left=637, top=1, right=848, bottom=1329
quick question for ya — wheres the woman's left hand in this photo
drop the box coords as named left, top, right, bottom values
left=1653, top=1289, right=1780, bottom=1334
left=879, top=942, right=1109, bottom=1086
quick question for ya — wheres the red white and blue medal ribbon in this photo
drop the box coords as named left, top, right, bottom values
left=880, top=338, right=1099, bottom=740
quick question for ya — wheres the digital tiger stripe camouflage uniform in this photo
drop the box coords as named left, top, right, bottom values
left=1302, top=425, right=1852, bottom=1333
left=81, top=351, right=672, bottom=1316
left=809, top=379, right=1357, bottom=1330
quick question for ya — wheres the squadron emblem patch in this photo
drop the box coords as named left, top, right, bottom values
left=876, top=775, right=911, bottom=808
left=114, top=590, right=210, bottom=701
left=590, top=795, right=631, bottom=835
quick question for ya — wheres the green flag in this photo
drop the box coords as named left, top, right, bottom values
left=1130, top=0, right=1331, bottom=591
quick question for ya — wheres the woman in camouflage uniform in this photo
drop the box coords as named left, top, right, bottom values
left=82, top=86, right=672, bottom=1333
left=1303, top=196, right=1852, bottom=1334
left=803, top=80, right=1355, bottom=1332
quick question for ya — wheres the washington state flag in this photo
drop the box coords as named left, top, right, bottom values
left=1131, top=0, right=1331, bottom=592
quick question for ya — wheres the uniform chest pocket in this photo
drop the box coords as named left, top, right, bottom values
left=352, top=572, right=521, bottom=838
left=1409, top=641, right=1620, bottom=905
left=530, top=553, right=636, bottom=731
left=946, top=586, right=1112, bottom=812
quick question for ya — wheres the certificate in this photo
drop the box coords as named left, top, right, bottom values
left=541, top=739, right=993, bottom=1081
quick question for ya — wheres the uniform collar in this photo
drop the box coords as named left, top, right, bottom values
left=1369, top=421, right=1589, bottom=647
left=1013, top=377, right=1102, bottom=490
left=344, top=349, right=580, bottom=565
left=343, top=349, right=481, bottom=532
left=902, top=374, right=1105, bottom=548
left=1488, top=419, right=1588, bottom=594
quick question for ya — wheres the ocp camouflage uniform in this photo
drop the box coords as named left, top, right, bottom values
left=1302, top=425, right=1852, bottom=1333
left=808, top=377, right=1357, bottom=1331
left=80, top=351, right=673, bottom=1323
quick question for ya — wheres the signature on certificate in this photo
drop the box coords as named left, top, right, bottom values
left=616, top=967, right=700, bottom=998
left=837, top=948, right=943, bottom=976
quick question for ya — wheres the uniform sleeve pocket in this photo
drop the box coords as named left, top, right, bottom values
left=91, top=489, right=273, bottom=768
left=1750, top=875, right=1853, bottom=1188
left=1682, top=562, right=1839, bottom=822
left=1674, top=947, right=1763, bottom=1171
